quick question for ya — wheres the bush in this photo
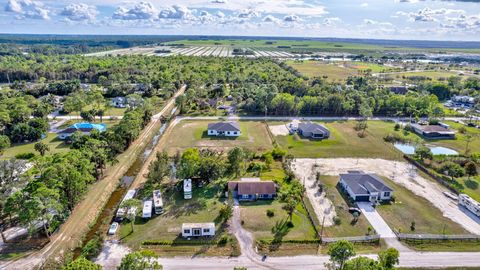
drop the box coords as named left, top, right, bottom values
left=286, top=221, right=294, bottom=228
left=218, top=235, right=229, bottom=245
left=394, top=123, right=400, bottom=131
left=459, top=126, right=467, bottom=134
left=271, top=147, right=287, bottom=160
left=266, top=209, right=275, bottom=217
left=333, top=217, right=342, bottom=226
left=465, top=179, right=479, bottom=190
left=81, top=235, right=103, bottom=260
left=438, top=161, right=465, bottom=177
left=15, top=152, right=35, bottom=160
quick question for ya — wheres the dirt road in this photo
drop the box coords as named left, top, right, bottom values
left=0, top=86, right=185, bottom=270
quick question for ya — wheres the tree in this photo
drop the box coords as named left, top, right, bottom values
left=31, top=184, right=63, bottom=238
left=358, top=103, right=372, bottom=137
left=430, top=105, right=445, bottom=120
left=177, top=148, right=200, bottom=179
left=219, top=203, right=233, bottom=222
left=414, top=146, right=433, bottom=161
left=378, top=248, right=400, bottom=270
left=120, top=198, right=141, bottom=233
left=0, top=135, right=10, bottom=153
left=34, top=141, right=49, bottom=156
left=279, top=181, right=303, bottom=221
left=343, top=256, right=379, bottom=270
left=63, top=257, right=102, bottom=270
left=465, top=161, right=477, bottom=177
left=327, top=240, right=356, bottom=270
left=119, top=250, right=162, bottom=270
left=465, top=133, right=475, bottom=155
left=228, top=147, right=244, bottom=177
left=148, top=151, right=171, bottom=182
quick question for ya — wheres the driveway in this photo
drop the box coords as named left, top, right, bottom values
left=357, top=202, right=396, bottom=238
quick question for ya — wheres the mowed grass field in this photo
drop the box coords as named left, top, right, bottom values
left=272, top=121, right=403, bottom=160
left=240, top=201, right=317, bottom=241
left=1, top=133, right=69, bottom=159
left=160, top=120, right=273, bottom=154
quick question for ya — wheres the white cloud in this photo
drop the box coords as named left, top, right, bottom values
left=60, top=3, right=98, bottom=21
left=4, top=0, right=50, bottom=20
left=159, top=5, right=194, bottom=20
left=323, top=17, right=341, bottom=26
left=263, top=15, right=280, bottom=23
left=360, top=3, right=369, bottom=7
left=398, top=7, right=466, bottom=22
left=211, top=0, right=227, bottom=3
left=237, top=9, right=259, bottom=19
left=284, top=14, right=300, bottom=22
left=113, top=1, right=157, bottom=20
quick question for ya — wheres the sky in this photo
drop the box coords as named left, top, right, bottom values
left=0, top=0, right=480, bottom=41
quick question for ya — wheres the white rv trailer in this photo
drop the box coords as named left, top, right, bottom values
left=142, top=200, right=153, bottom=219
left=116, top=189, right=136, bottom=219
left=459, top=194, right=480, bottom=217
left=181, top=223, right=215, bottom=237
left=153, top=190, right=164, bottom=215
left=184, top=179, right=192, bottom=200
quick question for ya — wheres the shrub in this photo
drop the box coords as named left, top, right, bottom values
left=394, top=123, right=400, bottom=131
left=286, top=221, right=294, bottom=228
left=465, top=161, right=477, bottom=176
left=81, top=235, right=103, bottom=260
left=410, top=221, right=416, bottom=231
left=459, top=126, right=467, bottom=134
left=271, top=147, right=287, bottom=160
left=333, top=217, right=342, bottom=226
left=438, top=161, right=465, bottom=177
left=266, top=209, right=275, bottom=217
left=15, top=152, right=35, bottom=160
left=218, top=235, right=229, bottom=245
left=465, top=179, right=479, bottom=190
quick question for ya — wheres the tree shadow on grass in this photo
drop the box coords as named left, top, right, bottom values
left=268, top=218, right=292, bottom=251
left=200, top=130, right=239, bottom=141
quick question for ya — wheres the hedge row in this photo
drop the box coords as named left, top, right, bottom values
left=257, top=239, right=320, bottom=245
left=142, top=239, right=220, bottom=246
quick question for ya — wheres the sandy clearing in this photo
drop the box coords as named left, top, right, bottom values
left=292, top=158, right=480, bottom=235
left=269, top=124, right=289, bottom=136
left=95, top=240, right=130, bottom=270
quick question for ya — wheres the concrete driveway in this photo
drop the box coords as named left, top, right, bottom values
left=357, top=202, right=396, bottom=238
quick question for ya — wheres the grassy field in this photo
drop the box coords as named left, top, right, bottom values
left=392, top=70, right=463, bottom=81
left=320, top=176, right=373, bottom=237
left=67, top=107, right=127, bottom=117
left=272, top=121, right=403, bottom=160
left=403, top=240, right=480, bottom=252
left=0, top=133, right=69, bottom=159
left=160, top=120, right=273, bottom=155
left=240, top=200, right=317, bottom=241
left=376, top=177, right=468, bottom=235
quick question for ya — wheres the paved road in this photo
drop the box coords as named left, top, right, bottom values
left=357, top=202, right=396, bottom=238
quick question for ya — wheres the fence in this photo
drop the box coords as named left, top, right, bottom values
left=321, top=235, right=380, bottom=244
left=301, top=195, right=321, bottom=239
left=397, top=233, right=480, bottom=243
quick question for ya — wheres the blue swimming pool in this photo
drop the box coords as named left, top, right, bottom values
left=394, top=143, right=458, bottom=155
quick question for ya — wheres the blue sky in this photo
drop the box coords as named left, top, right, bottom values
left=1, top=0, right=480, bottom=41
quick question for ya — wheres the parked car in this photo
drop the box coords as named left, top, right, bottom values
left=108, top=222, right=119, bottom=235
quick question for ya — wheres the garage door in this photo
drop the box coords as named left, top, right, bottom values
left=355, top=195, right=370, bottom=202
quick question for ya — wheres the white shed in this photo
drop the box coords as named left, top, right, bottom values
left=182, top=223, right=215, bottom=237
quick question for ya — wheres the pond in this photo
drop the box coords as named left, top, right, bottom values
left=394, top=143, right=459, bottom=155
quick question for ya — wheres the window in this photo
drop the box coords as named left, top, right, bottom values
left=203, top=228, right=210, bottom=233
left=184, top=229, right=190, bottom=234
left=384, top=192, right=390, bottom=197
left=227, top=131, right=230, bottom=135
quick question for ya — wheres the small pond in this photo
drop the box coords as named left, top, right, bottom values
left=394, top=143, right=459, bottom=155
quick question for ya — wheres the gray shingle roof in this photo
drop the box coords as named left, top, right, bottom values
left=208, top=122, right=240, bottom=132
left=298, top=122, right=329, bottom=134
left=340, top=171, right=393, bottom=195
left=228, top=181, right=276, bottom=195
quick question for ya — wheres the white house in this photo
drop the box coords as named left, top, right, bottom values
left=339, top=171, right=393, bottom=203
left=459, top=194, right=480, bottom=217
left=184, top=179, right=192, bottom=200
left=111, top=97, right=127, bottom=108
left=207, top=122, right=241, bottom=137
left=182, top=223, right=215, bottom=237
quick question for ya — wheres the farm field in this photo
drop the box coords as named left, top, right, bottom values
left=160, top=120, right=273, bottom=154
left=272, top=121, right=403, bottom=160
left=0, top=133, right=69, bottom=160
left=388, top=70, right=465, bottom=81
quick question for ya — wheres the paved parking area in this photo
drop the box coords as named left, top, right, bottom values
left=357, top=202, right=396, bottom=238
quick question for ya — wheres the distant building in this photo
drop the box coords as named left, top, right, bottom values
left=184, top=179, right=192, bottom=200
left=111, top=97, right=127, bottom=108
left=297, top=122, right=330, bottom=139
left=451, top=95, right=475, bottom=107
left=389, top=86, right=408, bottom=95
left=207, top=122, right=241, bottom=137
left=57, top=122, right=107, bottom=140
left=339, top=171, right=393, bottom=203
left=228, top=179, right=276, bottom=201
left=411, top=123, right=455, bottom=139
left=182, top=223, right=215, bottom=237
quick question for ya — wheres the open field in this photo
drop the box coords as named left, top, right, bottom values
left=0, top=133, right=68, bottom=159
left=66, top=107, right=127, bottom=117
left=240, top=201, right=317, bottom=241
left=376, top=177, right=468, bottom=234
left=272, top=121, right=403, bottom=160
left=160, top=120, right=273, bottom=154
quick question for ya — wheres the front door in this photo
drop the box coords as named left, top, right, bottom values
left=193, top=228, right=201, bottom=236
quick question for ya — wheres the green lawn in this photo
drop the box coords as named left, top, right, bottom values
left=67, top=107, right=127, bottom=116
left=376, top=177, right=468, bottom=235
left=273, top=121, right=403, bottom=160
left=286, top=61, right=359, bottom=82
left=320, top=176, right=372, bottom=237
left=161, top=120, right=273, bottom=155
left=403, top=240, right=480, bottom=252
left=240, top=200, right=317, bottom=241
left=0, top=133, right=69, bottom=159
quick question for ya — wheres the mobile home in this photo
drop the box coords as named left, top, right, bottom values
left=116, top=189, right=136, bottom=220
left=459, top=194, right=480, bottom=217
left=184, top=179, right=192, bottom=200
left=153, top=190, right=164, bottom=215
left=182, top=223, right=215, bottom=237
left=142, top=200, right=153, bottom=219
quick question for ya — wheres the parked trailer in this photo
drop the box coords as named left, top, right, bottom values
left=153, top=190, right=164, bottom=214
left=116, top=189, right=136, bottom=220
left=143, top=200, right=153, bottom=219
left=459, top=194, right=480, bottom=217
left=184, top=179, right=192, bottom=199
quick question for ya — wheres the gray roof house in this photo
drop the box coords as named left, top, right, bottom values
left=411, top=123, right=455, bottom=139
left=297, top=122, right=330, bottom=139
left=339, top=171, right=393, bottom=202
left=207, top=122, right=241, bottom=137
left=228, top=180, right=276, bottom=201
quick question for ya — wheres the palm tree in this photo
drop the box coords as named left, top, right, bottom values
left=120, top=199, right=141, bottom=233
left=34, top=142, right=49, bottom=156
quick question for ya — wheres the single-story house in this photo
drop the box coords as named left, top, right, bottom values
left=207, top=122, right=241, bottom=137
left=182, top=223, right=215, bottom=237
left=111, top=97, right=127, bottom=108
left=57, top=122, right=107, bottom=140
left=389, top=86, right=408, bottom=95
left=339, top=171, right=393, bottom=203
left=297, top=122, right=330, bottom=139
left=411, top=123, right=455, bottom=139
left=228, top=180, right=276, bottom=201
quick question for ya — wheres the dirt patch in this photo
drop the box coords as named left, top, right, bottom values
left=95, top=240, right=130, bottom=270
left=292, top=158, right=480, bottom=235
left=269, top=124, right=289, bottom=136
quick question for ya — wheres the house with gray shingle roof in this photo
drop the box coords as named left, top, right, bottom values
left=339, top=171, right=393, bottom=202
left=228, top=179, right=276, bottom=201
left=298, top=122, right=330, bottom=139
left=207, top=121, right=241, bottom=137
